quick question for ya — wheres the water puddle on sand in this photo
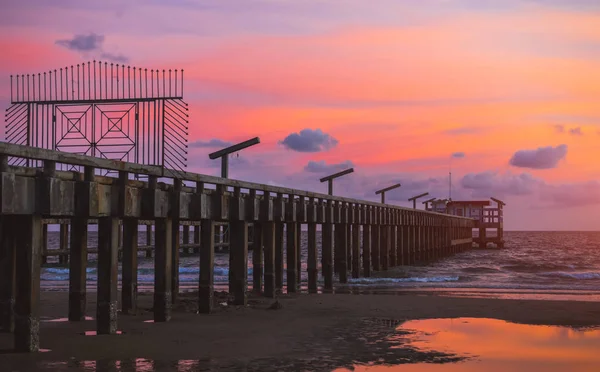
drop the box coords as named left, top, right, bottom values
left=337, top=318, right=600, bottom=371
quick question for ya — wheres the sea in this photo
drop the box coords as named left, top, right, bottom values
left=40, top=231, right=600, bottom=301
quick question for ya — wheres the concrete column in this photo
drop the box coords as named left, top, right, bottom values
left=362, top=225, right=371, bottom=277
left=307, top=222, right=318, bottom=293
left=275, top=223, right=284, bottom=291
left=198, top=219, right=215, bottom=313
left=346, top=224, right=352, bottom=272
left=145, top=225, right=153, bottom=258
left=335, top=224, right=348, bottom=284
left=0, top=217, right=16, bottom=333
left=391, top=226, right=398, bottom=267
left=230, top=221, right=248, bottom=305
left=41, top=224, right=48, bottom=264
left=171, top=223, right=180, bottom=304
left=182, top=225, right=190, bottom=245
left=121, top=219, right=138, bottom=315
left=68, top=218, right=88, bottom=321
left=296, top=223, right=301, bottom=285
left=352, top=224, right=360, bottom=279
left=286, top=222, right=298, bottom=293
left=252, top=223, right=263, bottom=294
left=193, top=225, right=200, bottom=253
left=59, top=223, right=69, bottom=264
left=380, top=225, right=389, bottom=270
left=14, top=215, right=42, bottom=352
left=322, top=222, right=334, bottom=291
left=263, top=222, right=276, bottom=298
left=371, top=225, right=380, bottom=271
left=154, top=218, right=172, bottom=322
left=96, top=217, right=119, bottom=335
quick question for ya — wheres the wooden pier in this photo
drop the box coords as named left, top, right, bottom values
left=0, top=142, right=475, bottom=352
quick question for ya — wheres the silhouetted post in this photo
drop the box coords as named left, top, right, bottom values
left=154, top=216, right=172, bottom=322
left=307, top=213, right=318, bottom=293
left=96, top=216, right=118, bottom=334
left=252, top=222, right=263, bottom=294
left=363, top=223, right=372, bottom=277
left=69, top=216, right=88, bottom=321
left=286, top=222, right=298, bottom=293
left=322, top=200, right=334, bottom=291
left=198, top=219, right=214, bottom=313
left=0, top=216, right=16, bottom=333
left=145, top=224, right=153, bottom=257
left=59, top=223, right=69, bottom=264
left=14, top=215, right=42, bottom=352
left=121, top=218, right=139, bottom=315
left=193, top=225, right=200, bottom=253
left=263, top=221, right=276, bottom=298
left=230, top=217, right=248, bottom=305
left=171, top=179, right=182, bottom=304
left=41, top=224, right=48, bottom=264
left=274, top=194, right=285, bottom=291
left=352, top=223, right=360, bottom=279
left=208, top=137, right=260, bottom=179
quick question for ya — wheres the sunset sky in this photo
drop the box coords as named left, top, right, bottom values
left=1, top=0, right=599, bottom=230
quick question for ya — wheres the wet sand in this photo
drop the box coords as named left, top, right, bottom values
left=1, top=291, right=599, bottom=371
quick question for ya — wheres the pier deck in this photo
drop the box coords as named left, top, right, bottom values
left=0, top=142, right=475, bottom=352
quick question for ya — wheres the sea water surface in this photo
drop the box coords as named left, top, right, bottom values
left=40, top=230, right=600, bottom=300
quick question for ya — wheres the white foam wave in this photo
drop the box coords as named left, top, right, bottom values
left=541, top=272, right=600, bottom=280
left=348, top=276, right=459, bottom=285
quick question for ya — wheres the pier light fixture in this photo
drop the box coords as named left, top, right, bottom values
left=320, top=168, right=354, bottom=196
left=374, top=183, right=401, bottom=204
left=208, top=137, right=260, bottom=178
left=408, top=192, right=429, bottom=209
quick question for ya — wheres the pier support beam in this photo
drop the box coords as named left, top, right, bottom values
left=59, top=223, right=69, bottom=264
left=307, top=222, right=318, bottom=293
left=352, top=224, right=360, bottom=279
left=252, top=223, right=263, bottom=294
left=121, top=219, right=139, bottom=315
left=346, top=224, right=352, bottom=272
left=154, top=218, right=172, bottom=322
left=322, top=222, right=334, bottom=292
left=380, top=225, right=389, bottom=271
left=68, top=217, right=88, bottom=321
left=263, top=222, right=276, bottom=298
left=335, top=224, right=348, bottom=284
left=362, top=225, right=371, bottom=277
left=391, top=225, right=398, bottom=267
left=402, top=225, right=411, bottom=265
left=171, top=180, right=182, bottom=304
left=286, top=222, right=298, bottom=293
left=41, top=224, right=48, bottom=264
left=371, top=225, right=380, bottom=271
left=198, top=219, right=215, bottom=313
left=193, top=225, right=200, bottom=253
left=14, top=215, right=42, bottom=352
left=296, top=223, right=302, bottom=285
left=96, top=217, right=119, bottom=335
left=0, top=217, right=16, bottom=333
left=275, top=223, right=284, bottom=292
left=230, top=220, right=248, bottom=305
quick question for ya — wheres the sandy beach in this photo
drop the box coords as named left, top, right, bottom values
left=1, top=291, right=599, bottom=371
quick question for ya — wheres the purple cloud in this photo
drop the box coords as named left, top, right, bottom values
left=451, top=152, right=465, bottom=158
left=509, top=144, right=567, bottom=169
left=538, top=181, right=600, bottom=208
left=189, top=138, right=233, bottom=148
left=56, top=33, right=104, bottom=51
left=553, top=124, right=565, bottom=133
left=280, top=129, right=338, bottom=152
left=304, top=160, right=354, bottom=173
left=569, top=127, right=583, bottom=136
left=461, top=171, right=542, bottom=198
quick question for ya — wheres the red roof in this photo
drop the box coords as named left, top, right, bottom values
left=447, top=200, right=490, bottom=206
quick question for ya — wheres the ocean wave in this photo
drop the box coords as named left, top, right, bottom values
left=461, top=267, right=501, bottom=274
left=348, top=276, right=460, bottom=285
left=502, top=263, right=578, bottom=274
left=541, top=272, right=600, bottom=280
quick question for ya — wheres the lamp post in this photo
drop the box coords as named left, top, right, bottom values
left=208, top=137, right=260, bottom=178
left=319, top=168, right=354, bottom=196
left=374, top=183, right=401, bottom=204
left=408, top=192, right=429, bottom=209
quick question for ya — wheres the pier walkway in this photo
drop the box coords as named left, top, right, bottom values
left=0, top=142, right=475, bottom=352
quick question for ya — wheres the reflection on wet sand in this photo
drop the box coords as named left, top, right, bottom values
left=340, top=318, right=600, bottom=371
